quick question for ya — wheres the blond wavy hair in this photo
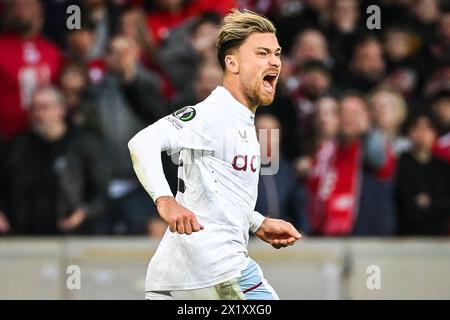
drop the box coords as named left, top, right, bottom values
left=217, top=9, right=276, bottom=70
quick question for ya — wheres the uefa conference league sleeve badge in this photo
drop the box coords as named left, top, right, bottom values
left=172, top=107, right=196, bottom=122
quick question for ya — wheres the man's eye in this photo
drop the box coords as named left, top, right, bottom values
left=257, top=51, right=267, bottom=56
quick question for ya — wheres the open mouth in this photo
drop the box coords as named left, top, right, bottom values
left=262, top=73, right=278, bottom=93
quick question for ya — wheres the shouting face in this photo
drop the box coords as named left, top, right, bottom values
left=227, top=32, right=282, bottom=107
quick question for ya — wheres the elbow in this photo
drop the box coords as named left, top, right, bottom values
left=128, top=130, right=148, bottom=160
left=128, top=134, right=138, bottom=155
left=128, top=136, right=140, bottom=161
left=128, top=125, right=160, bottom=157
left=128, top=127, right=149, bottom=153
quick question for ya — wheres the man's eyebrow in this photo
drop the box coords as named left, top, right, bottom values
left=256, top=47, right=283, bottom=53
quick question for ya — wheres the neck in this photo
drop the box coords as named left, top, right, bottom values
left=18, top=30, right=37, bottom=40
left=40, top=123, right=67, bottom=142
left=223, top=75, right=258, bottom=114
left=340, top=134, right=358, bottom=145
left=412, top=148, right=431, bottom=163
left=318, top=135, right=334, bottom=145
left=337, top=21, right=356, bottom=33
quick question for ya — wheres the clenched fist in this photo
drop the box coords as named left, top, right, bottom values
left=255, top=218, right=302, bottom=249
left=156, top=196, right=204, bottom=235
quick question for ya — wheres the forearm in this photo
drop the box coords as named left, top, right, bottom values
left=128, top=124, right=174, bottom=203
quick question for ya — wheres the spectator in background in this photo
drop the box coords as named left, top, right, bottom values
left=171, top=61, right=223, bottom=108
left=79, top=0, right=121, bottom=59
left=60, top=64, right=89, bottom=115
left=348, top=93, right=396, bottom=236
left=406, top=0, right=441, bottom=75
left=120, top=6, right=159, bottom=67
left=64, top=21, right=107, bottom=85
left=282, top=28, right=331, bottom=95
left=430, top=89, right=450, bottom=162
left=429, top=6, right=450, bottom=62
left=146, top=0, right=192, bottom=45
left=296, top=96, right=339, bottom=234
left=118, top=6, right=176, bottom=100
left=287, top=60, right=334, bottom=156
left=59, top=63, right=101, bottom=134
left=325, top=0, right=361, bottom=75
left=382, top=24, right=423, bottom=98
left=395, top=112, right=450, bottom=235
left=255, top=112, right=308, bottom=232
left=327, top=0, right=360, bottom=35
left=423, top=58, right=450, bottom=97
left=331, top=93, right=365, bottom=235
left=92, top=35, right=173, bottom=235
left=0, top=0, right=62, bottom=141
left=276, top=0, right=331, bottom=51
left=367, top=86, right=410, bottom=156
left=281, top=32, right=333, bottom=152
left=6, top=86, right=109, bottom=235
left=114, top=36, right=171, bottom=123
left=145, top=0, right=233, bottom=46
left=299, top=95, right=340, bottom=164
left=159, top=12, right=222, bottom=93
left=288, top=29, right=333, bottom=79
left=340, top=36, right=386, bottom=93
left=307, top=93, right=396, bottom=236
left=408, top=0, right=440, bottom=42
left=65, top=21, right=96, bottom=64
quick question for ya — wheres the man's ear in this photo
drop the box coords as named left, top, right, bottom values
left=225, top=54, right=239, bottom=74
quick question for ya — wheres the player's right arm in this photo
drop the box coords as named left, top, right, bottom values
left=154, top=196, right=203, bottom=234
left=128, top=118, right=204, bottom=235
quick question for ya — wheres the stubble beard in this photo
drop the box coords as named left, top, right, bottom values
left=244, top=81, right=275, bottom=109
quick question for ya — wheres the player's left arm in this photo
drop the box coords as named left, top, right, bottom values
left=250, top=212, right=302, bottom=249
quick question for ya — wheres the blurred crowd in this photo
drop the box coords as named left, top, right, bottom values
left=0, top=0, right=449, bottom=237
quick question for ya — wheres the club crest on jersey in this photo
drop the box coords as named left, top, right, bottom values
left=172, top=107, right=196, bottom=122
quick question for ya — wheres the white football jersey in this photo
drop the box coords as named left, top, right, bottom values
left=129, top=86, right=266, bottom=291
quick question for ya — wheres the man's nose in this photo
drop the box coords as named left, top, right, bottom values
left=269, top=55, right=281, bottom=69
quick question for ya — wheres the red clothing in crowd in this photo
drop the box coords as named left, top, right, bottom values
left=146, top=0, right=235, bottom=45
left=86, top=59, right=107, bottom=85
left=433, top=132, right=450, bottom=163
left=0, top=34, right=62, bottom=141
left=307, top=139, right=396, bottom=236
left=307, top=141, right=361, bottom=235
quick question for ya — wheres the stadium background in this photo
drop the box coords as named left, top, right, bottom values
left=0, top=0, right=449, bottom=299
